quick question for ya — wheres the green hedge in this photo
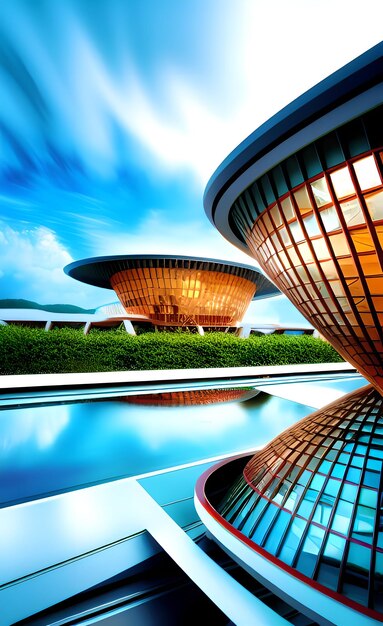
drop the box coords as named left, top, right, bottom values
left=0, top=325, right=343, bottom=375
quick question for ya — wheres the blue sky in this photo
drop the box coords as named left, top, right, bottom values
left=0, top=0, right=382, bottom=322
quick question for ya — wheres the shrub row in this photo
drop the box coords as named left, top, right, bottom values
left=0, top=325, right=343, bottom=375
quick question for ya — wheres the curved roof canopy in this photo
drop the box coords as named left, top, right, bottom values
left=64, top=254, right=279, bottom=300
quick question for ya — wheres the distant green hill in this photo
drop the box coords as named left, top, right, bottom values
left=0, top=299, right=95, bottom=314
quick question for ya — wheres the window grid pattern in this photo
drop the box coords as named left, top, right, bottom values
left=229, top=106, right=382, bottom=245
left=235, top=148, right=383, bottom=393
left=110, top=267, right=256, bottom=326
left=218, top=385, right=383, bottom=613
left=123, top=388, right=257, bottom=406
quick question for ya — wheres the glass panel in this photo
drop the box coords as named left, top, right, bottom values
left=241, top=498, right=267, bottom=536
left=340, top=198, right=365, bottom=227
left=365, top=190, right=383, bottom=221
left=353, top=155, right=381, bottom=191
left=351, top=504, right=375, bottom=543
left=289, top=220, right=305, bottom=243
left=374, top=551, right=383, bottom=612
left=296, top=524, right=325, bottom=577
left=280, top=196, right=295, bottom=221
left=297, top=488, right=317, bottom=519
left=331, top=498, right=353, bottom=534
left=264, top=509, right=291, bottom=555
left=313, top=494, right=334, bottom=526
left=270, top=204, right=282, bottom=227
left=319, top=206, right=340, bottom=232
left=278, top=517, right=307, bottom=565
left=311, top=178, right=332, bottom=207
left=343, top=542, right=370, bottom=606
left=340, top=482, right=358, bottom=504
left=303, top=213, right=321, bottom=237
left=316, top=533, right=346, bottom=590
left=294, top=186, right=312, bottom=214
left=329, top=233, right=350, bottom=257
left=251, top=503, right=279, bottom=545
left=330, top=166, right=355, bottom=199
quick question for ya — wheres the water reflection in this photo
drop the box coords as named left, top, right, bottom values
left=0, top=406, right=69, bottom=451
left=0, top=389, right=312, bottom=506
left=123, top=388, right=259, bottom=405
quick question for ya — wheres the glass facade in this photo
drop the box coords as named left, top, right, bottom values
left=229, top=108, right=383, bottom=393
left=110, top=263, right=256, bottom=327
left=218, top=385, right=383, bottom=613
left=201, top=47, right=383, bottom=622
left=66, top=256, right=277, bottom=328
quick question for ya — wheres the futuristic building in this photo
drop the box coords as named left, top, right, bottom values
left=197, top=42, right=383, bottom=624
left=65, top=254, right=278, bottom=329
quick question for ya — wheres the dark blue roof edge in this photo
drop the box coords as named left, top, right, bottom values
left=64, top=254, right=280, bottom=298
left=204, top=41, right=383, bottom=223
left=65, top=253, right=262, bottom=275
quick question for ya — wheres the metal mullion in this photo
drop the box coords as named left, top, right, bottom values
left=276, top=202, right=345, bottom=330
left=336, top=390, right=376, bottom=594
left=267, top=207, right=314, bottom=303
left=248, top=454, right=287, bottom=497
left=291, top=391, right=372, bottom=574
left=237, top=196, right=253, bottom=232
left=347, top=158, right=383, bottom=286
left=243, top=189, right=259, bottom=223
left=274, top=423, right=345, bottom=562
left=312, top=391, right=377, bottom=586
left=306, top=183, right=377, bottom=357
left=252, top=213, right=289, bottom=279
left=324, top=170, right=383, bottom=355
left=373, top=148, right=383, bottom=181
left=246, top=186, right=262, bottom=221
left=370, top=462, right=383, bottom=610
left=237, top=491, right=264, bottom=533
left=290, top=192, right=358, bottom=346
left=233, top=209, right=248, bottom=240
left=261, top=437, right=328, bottom=552
left=221, top=477, right=252, bottom=519
left=366, top=400, right=383, bottom=608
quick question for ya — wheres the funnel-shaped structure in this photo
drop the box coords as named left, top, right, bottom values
left=199, top=43, right=383, bottom=624
left=204, top=42, right=383, bottom=393
left=65, top=255, right=278, bottom=328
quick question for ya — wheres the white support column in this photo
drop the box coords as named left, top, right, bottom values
left=44, top=321, right=53, bottom=332
left=83, top=321, right=92, bottom=335
left=196, top=325, right=204, bottom=336
left=123, top=320, right=136, bottom=335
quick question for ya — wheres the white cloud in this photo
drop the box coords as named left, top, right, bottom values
left=93, top=209, right=254, bottom=264
left=0, top=222, right=106, bottom=307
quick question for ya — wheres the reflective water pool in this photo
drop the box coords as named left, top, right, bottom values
left=0, top=390, right=313, bottom=507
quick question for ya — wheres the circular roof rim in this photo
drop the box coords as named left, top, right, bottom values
left=204, top=41, right=383, bottom=226
left=64, top=254, right=280, bottom=298
left=65, top=253, right=264, bottom=276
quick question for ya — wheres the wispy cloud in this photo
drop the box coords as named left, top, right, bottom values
left=91, top=209, right=255, bottom=264
left=0, top=222, right=106, bottom=306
